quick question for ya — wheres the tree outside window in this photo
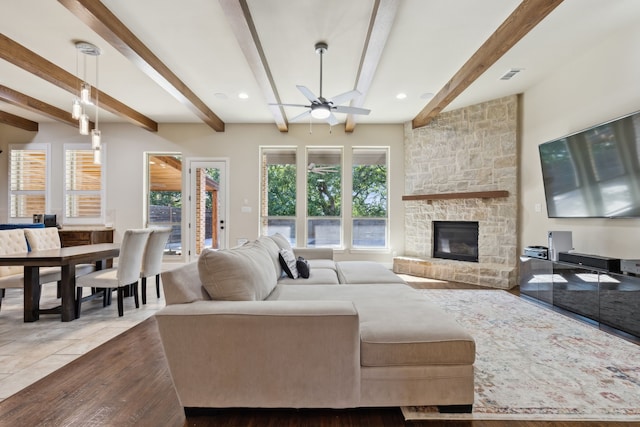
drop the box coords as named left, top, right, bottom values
left=352, top=148, right=388, bottom=248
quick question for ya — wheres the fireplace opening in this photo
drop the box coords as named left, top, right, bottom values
left=433, top=221, right=479, bottom=262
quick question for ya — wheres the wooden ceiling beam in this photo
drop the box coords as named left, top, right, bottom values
left=0, top=33, right=156, bottom=132
left=412, top=0, right=564, bottom=129
left=0, top=109, right=39, bottom=131
left=58, top=0, right=225, bottom=132
left=345, top=0, right=399, bottom=133
left=0, top=85, right=93, bottom=129
left=219, top=0, right=288, bottom=132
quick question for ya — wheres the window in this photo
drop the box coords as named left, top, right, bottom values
left=8, top=144, right=50, bottom=221
left=260, top=147, right=297, bottom=245
left=352, top=148, right=388, bottom=248
left=64, top=144, right=105, bottom=224
left=307, top=147, right=342, bottom=248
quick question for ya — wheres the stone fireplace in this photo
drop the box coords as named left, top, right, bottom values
left=393, top=95, right=519, bottom=289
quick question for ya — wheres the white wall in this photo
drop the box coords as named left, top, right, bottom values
left=0, top=122, right=404, bottom=264
left=520, top=22, right=640, bottom=259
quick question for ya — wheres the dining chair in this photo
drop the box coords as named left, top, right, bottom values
left=140, top=227, right=172, bottom=304
left=24, top=227, right=97, bottom=277
left=0, top=229, right=61, bottom=312
left=75, top=229, right=151, bottom=317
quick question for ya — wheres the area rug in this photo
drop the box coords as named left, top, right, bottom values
left=401, top=290, right=640, bottom=421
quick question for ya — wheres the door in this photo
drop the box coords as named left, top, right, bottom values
left=187, top=159, right=228, bottom=260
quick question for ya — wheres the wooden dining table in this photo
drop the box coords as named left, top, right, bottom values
left=0, top=243, right=120, bottom=322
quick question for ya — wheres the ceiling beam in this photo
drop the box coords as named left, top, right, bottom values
left=0, top=85, right=93, bottom=129
left=345, top=0, right=399, bottom=133
left=219, top=0, right=288, bottom=132
left=0, top=110, right=39, bottom=131
left=58, top=0, right=225, bottom=132
left=412, top=0, right=564, bottom=129
left=0, top=33, right=156, bottom=132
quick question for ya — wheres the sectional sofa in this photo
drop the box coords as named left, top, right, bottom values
left=154, top=234, right=476, bottom=412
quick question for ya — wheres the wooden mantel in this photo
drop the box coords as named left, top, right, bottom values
left=402, top=190, right=509, bottom=201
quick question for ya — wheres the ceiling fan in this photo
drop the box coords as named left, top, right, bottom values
left=270, top=42, right=371, bottom=126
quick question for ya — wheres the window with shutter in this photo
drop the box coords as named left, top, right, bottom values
left=9, top=144, right=50, bottom=221
left=64, top=143, right=106, bottom=224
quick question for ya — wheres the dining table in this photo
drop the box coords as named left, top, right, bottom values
left=0, top=243, right=120, bottom=322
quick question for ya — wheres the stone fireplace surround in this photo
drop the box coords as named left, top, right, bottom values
left=393, top=96, right=519, bottom=289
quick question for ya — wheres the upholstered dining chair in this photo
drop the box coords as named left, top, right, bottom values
left=75, top=229, right=151, bottom=317
left=140, top=227, right=172, bottom=304
left=24, top=227, right=97, bottom=277
left=0, top=229, right=61, bottom=312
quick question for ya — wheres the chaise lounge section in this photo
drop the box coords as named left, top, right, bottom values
left=154, top=234, right=475, bottom=411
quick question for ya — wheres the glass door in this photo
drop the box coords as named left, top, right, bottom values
left=188, top=159, right=227, bottom=260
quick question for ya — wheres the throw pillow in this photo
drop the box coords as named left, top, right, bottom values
left=296, top=256, right=310, bottom=279
left=278, top=248, right=299, bottom=279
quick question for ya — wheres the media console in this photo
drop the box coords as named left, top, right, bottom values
left=519, top=256, right=640, bottom=338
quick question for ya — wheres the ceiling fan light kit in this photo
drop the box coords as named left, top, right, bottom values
left=270, top=41, right=371, bottom=127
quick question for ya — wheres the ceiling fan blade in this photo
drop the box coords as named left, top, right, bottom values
left=289, top=109, right=312, bottom=123
left=333, top=105, right=371, bottom=115
left=296, top=85, right=319, bottom=103
left=268, top=103, right=309, bottom=108
left=327, top=113, right=339, bottom=126
left=328, top=90, right=361, bottom=106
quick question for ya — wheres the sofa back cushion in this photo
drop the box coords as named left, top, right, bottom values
left=161, top=261, right=210, bottom=305
left=198, top=242, right=277, bottom=301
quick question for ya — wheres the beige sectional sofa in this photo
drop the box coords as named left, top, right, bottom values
left=155, top=234, right=475, bottom=413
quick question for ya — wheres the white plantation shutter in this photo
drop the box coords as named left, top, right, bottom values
left=64, top=144, right=106, bottom=224
left=9, top=144, right=49, bottom=220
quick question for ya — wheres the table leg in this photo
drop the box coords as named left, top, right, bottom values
left=23, top=266, right=40, bottom=322
left=60, top=264, right=77, bottom=322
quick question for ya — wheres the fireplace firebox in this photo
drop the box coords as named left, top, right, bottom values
left=433, top=221, right=479, bottom=262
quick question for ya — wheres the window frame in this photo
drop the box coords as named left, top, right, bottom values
left=8, top=143, right=51, bottom=223
left=63, top=142, right=107, bottom=225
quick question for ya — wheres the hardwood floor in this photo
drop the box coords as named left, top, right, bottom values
left=0, top=281, right=636, bottom=427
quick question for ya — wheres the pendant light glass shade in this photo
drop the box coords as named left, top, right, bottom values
left=91, top=129, right=101, bottom=149
left=79, top=113, right=90, bottom=135
left=93, top=146, right=101, bottom=165
left=80, top=82, right=91, bottom=104
left=71, top=98, right=82, bottom=119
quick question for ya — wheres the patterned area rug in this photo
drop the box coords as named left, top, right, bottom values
left=401, top=290, right=640, bottom=421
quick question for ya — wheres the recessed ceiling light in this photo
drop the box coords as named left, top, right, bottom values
left=420, top=92, right=434, bottom=100
left=396, top=92, right=407, bottom=100
left=238, top=92, right=249, bottom=99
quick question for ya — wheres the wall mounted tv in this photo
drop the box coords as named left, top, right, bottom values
left=539, top=110, right=640, bottom=218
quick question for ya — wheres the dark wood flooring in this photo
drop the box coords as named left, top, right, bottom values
left=0, top=281, right=636, bottom=427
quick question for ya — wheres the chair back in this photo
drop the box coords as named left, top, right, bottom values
left=140, top=227, right=172, bottom=278
left=116, top=229, right=152, bottom=286
left=24, top=227, right=61, bottom=251
left=0, top=229, right=28, bottom=277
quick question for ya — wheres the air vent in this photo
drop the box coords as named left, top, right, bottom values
left=500, top=68, right=524, bottom=80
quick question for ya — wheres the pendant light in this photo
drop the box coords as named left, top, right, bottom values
left=72, top=41, right=102, bottom=164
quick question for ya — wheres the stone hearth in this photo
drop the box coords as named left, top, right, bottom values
left=395, top=95, right=519, bottom=289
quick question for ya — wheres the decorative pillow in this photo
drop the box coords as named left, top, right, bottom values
left=296, top=256, right=310, bottom=279
left=278, top=248, right=299, bottom=279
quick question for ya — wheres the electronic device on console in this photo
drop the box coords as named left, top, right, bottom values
left=558, top=251, right=621, bottom=273
left=524, top=245, right=548, bottom=259
left=621, top=259, right=640, bottom=275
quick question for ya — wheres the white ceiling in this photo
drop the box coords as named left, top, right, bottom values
left=1, top=0, right=640, bottom=129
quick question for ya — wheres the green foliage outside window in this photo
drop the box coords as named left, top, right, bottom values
left=352, top=165, right=387, bottom=217
left=267, top=164, right=296, bottom=216
left=307, top=168, right=341, bottom=217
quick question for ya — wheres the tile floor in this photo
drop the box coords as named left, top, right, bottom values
left=0, top=264, right=182, bottom=402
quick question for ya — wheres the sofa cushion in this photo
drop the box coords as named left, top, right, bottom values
left=255, top=235, right=283, bottom=278
left=277, top=267, right=340, bottom=285
left=268, top=233, right=292, bottom=252
left=267, top=284, right=476, bottom=367
left=161, top=261, right=210, bottom=305
left=198, top=243, right=277, bottom=301
left=307, top=258, right=337, bottom=271
left=278, top=249, right=299, bottom=279
left=336, top=261, right=407, bottom=285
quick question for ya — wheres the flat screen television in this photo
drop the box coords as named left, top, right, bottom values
left=539, top=110, right=640, bottom=218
